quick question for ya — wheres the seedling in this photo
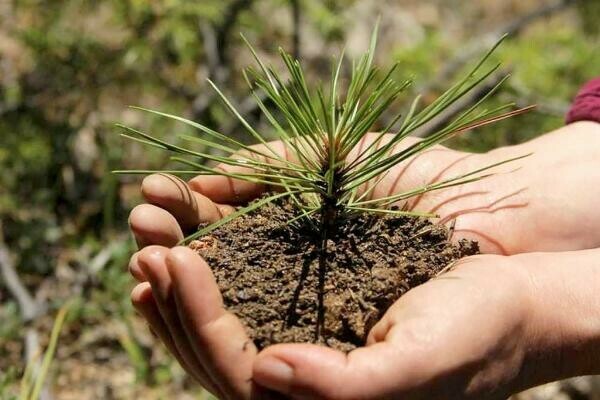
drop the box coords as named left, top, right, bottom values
left=116, top=27, right=530, bottom=244
left=116, top=26, right=532, bottom=347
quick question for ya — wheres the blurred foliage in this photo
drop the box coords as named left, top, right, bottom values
left=0, top=0, right=599, bottom=398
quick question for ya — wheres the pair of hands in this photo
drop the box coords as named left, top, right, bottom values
left=128, top=121, right=600, bottom=399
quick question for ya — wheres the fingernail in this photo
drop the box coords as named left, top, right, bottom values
left=129, top=254, right=145, bottom=281
left=254, top=357, right=294, bottom=390
left=137, top=260, right=170, bottom=301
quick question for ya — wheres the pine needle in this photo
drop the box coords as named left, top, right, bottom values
left=117, top=26, right=531, bottom=242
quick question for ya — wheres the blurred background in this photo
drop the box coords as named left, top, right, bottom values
left=0, top=0, right=599, bottom=399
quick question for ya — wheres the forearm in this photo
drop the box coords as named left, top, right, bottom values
left=513, top=248, right=600, bottom=392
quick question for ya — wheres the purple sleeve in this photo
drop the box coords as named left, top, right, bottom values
left=566, top=77, right=600, bottom=124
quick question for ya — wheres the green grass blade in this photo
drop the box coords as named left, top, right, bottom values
left=28, top=301, right=72, bottom=400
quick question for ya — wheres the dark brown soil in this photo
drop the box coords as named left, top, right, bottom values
left=190, top=197, right=478, bottom=352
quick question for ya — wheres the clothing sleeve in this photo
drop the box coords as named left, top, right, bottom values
left=566, top=77, right=600, bottom=124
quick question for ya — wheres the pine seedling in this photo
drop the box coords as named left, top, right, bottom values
left=115, top=26, right=531, bottom=243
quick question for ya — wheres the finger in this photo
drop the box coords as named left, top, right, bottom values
left=141, top=173, right=235, bottom=230
left=351, top=135, right=528, bottom=255
left=189, top=173, right=265, bottom=205
left=128, top=252, right=146, bottom=282
left=253, top=341, right=428, bottom=400
left=137, top=246, right=223, bottom=396
left=253, top=255, right=526, bottom=400
left=129, top=204, right=183, bottom=248
left=130, top=282, right=210, bottom=386
left=166, top=246, right=257, bottom=399
left=188, top=141, right=292, bottom=204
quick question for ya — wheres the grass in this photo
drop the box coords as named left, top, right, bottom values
left=18, top=302, right=71, bottom=400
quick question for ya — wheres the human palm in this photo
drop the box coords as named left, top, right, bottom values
left=128, top=121, right=600, bottom=399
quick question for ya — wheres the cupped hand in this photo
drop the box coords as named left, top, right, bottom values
left=252, top=248, right=600, bottom=399
left=127, top=121, right=600, bottom=399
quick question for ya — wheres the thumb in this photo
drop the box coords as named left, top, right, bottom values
left=253, top=341, right=425, bottom=400
left=188, top=140, right=292, bottom=204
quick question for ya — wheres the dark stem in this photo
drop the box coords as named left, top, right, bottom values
left=315, top=190, right=340, bottom=342
left=314, top=145, right=344, bottom=341
left=315, top=214, right=327, bottom=341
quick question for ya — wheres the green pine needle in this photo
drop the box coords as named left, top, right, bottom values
left=117, top=26, right=532, bottom=242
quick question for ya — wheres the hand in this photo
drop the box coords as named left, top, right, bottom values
left=252, top=248, right=600, bottom=399
left=130, top=121, right=600, bottom=255
left=128, top=121, right=600, bottom=399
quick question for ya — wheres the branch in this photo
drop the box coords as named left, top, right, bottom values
left=0, top=243, right=41, bottom=322
left=191, top=24, right=221, bottom=120
left=200, top=22, right=223, bottom=84
left=192, top=0, right=256, bottom=122
left=0, top=236, right=52, bottom=400
left=291, top=0, right=301, bottom=59
left=510, top=81, right=569, bottom=117
left=419, top=0, right=576, bottom=94
left=216, top=0, right=255, bottom=66
left=412, top=0, right=575, bottom=137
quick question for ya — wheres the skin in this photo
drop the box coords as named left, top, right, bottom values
left=127, top=121, right=600, bottom=399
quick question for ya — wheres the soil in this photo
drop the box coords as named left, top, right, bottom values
left=190, top=197, right=478, bottom=352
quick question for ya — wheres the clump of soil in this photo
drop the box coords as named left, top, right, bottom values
left=190, top=197, right=478, bottom=352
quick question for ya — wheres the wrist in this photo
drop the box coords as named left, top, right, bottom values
left=512, top=250, right=600, bottom=392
